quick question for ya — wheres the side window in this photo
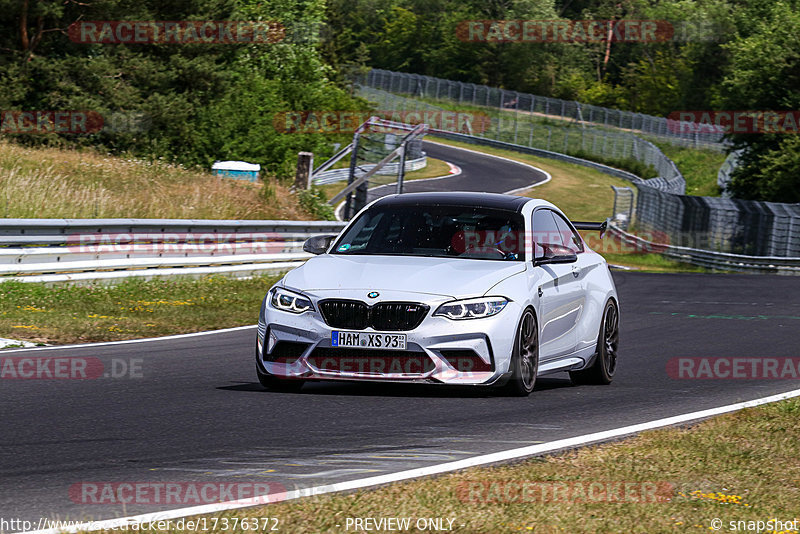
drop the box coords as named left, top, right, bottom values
left=552, top=212, right=584, bottom=253
left=531, top=209, right=562, bottom=258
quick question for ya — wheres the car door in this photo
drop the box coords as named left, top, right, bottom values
left=531, top=209, right=584, bottom=361
left=551, top=210, right=604, bottom=357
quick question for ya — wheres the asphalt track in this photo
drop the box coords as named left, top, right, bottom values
left=3, top=144, right=800, bottom=530
left=365, top=141, right=549, bottom=201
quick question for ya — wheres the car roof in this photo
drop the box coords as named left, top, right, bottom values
left=372, top=192, right=532, bottom=212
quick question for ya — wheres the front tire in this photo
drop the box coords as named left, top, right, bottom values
left=256, top=361, right=304, bottom=392
left=498, top=309, right=539, bottom=397
left=570, top=299, right=618, bottom=385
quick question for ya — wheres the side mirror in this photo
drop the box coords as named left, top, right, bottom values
left=534, top=243, right=577, bottom=266
left=303, top=235, right=337, bottom=255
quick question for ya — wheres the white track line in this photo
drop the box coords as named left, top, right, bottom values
left=16, top=141, right=744, bottom=534
left=24, top=386, right=800, bottom=534
left=0, top=325, right=256, bottom=354
left=333, top=158, right=464, bottom=221
left=424, top=140, right=552, bottom=195
left=334, top=141, right=551, bottom=220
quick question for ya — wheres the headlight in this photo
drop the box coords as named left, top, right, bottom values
left=434, top=297, right=508, bottom=320
left=270, top=287, right=314, bottom=314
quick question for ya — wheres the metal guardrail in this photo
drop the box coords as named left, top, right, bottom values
left=2, top=126, right=797, bottom=281
left=432, top=131, right=642, bottom=183
left=419, top=131, right=800, bottom=274
left=608, top=224, right=800, bottom=274
left=358, top=78, right=800, bottom=259
left=358, top=84, right=687, bottom=195
left=0, top=219, right=347, bottom=283
left=7, top=216, right=800, bottom=283
left=361, top=69, right=728, bottom=150
left=311, top=156, right=428, bottom=185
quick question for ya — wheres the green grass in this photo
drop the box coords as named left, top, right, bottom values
left=649, top=140, right=726, bottom=197
left=376, top=93, right=660, bottom=179
left=0, top=275, right=279, bottom=344
left=601, top=251, right=706, bottom=273
left=0, top=140, right=310, bottom=219
left=429, top=136, right=630, bottom=221
left=363, top=88, right=727, bottom=196
left=131, top=397, right=800, bottom=534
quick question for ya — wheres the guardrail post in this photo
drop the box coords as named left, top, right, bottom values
left=396, top=144, right=407, bottom=194
left=344, top=132, right=361, bottom=220
left=294, top=152, right=314, bottom=190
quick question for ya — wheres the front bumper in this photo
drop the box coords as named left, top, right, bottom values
left=257, top=293, right=520, bottom=386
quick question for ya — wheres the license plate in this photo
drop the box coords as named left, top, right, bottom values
left=331, top=331, right=407, bottom=350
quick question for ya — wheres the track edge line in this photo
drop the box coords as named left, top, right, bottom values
left=24, top=386, right=800, bottom=534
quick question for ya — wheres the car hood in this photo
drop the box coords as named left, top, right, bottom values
left=283, top=254, right=526, bottom=299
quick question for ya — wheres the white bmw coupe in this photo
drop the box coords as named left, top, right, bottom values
left=256, top=192, right=619, bottom=396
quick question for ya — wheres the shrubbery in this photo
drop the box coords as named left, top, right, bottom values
left=0, top=0, right=366, bottom=180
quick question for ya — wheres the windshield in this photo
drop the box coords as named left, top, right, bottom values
left=332, top=204, right=525, bottom=261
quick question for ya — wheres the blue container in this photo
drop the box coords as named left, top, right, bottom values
left=211, top=161, right=261, bottom=182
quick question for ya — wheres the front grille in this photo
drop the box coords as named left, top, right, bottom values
left=319, top=300, right=429, bottom=331
left=319, top=300, right=369, bottom=329
left=308, top=347, right=435, bottom=375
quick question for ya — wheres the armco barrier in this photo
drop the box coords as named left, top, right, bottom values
left=359, top=84, right=686, bottom=195
left=426, top=133, right=800, bottom=273
left=312, top=156, right=428, bottom=185
left=362, top=69, right=727, bottom=150
left=431, top=131, right=642, bottom=183
left=357, top=79, right=800, bottom=258
left=0, top=219, right=347, bottom=283
left=608, top=224, right=800, bottom=274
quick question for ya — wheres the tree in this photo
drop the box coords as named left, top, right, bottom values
left=720, top=1, right=800, bottom=202
left=0, top=0, right=364, bottom=176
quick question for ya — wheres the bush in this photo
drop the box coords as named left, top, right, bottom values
left=571, top=150, right=658, bottom=179
left=296, top=187, right=336, bottom=221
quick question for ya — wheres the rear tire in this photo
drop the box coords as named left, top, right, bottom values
left=570, top=300, right=618, bottom=385
left=498, top=309, right=539, bottom=397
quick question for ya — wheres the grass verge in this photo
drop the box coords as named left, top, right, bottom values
left=0, top=140, right=309, bottom=219
left=649, top=140, right=727, bottom=197
left=429, top=137, right=704, bottom=273
left=0, top=275, right=279, bottom=344
left=362, top=89, right=725, bottom=196
left=381, top=93, right=660, bottom=179
left=125, top=397, right=800, bottom=533
left=428, top=136, right=630, bottom=221
left=599, top=250, right=706, bottom=273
